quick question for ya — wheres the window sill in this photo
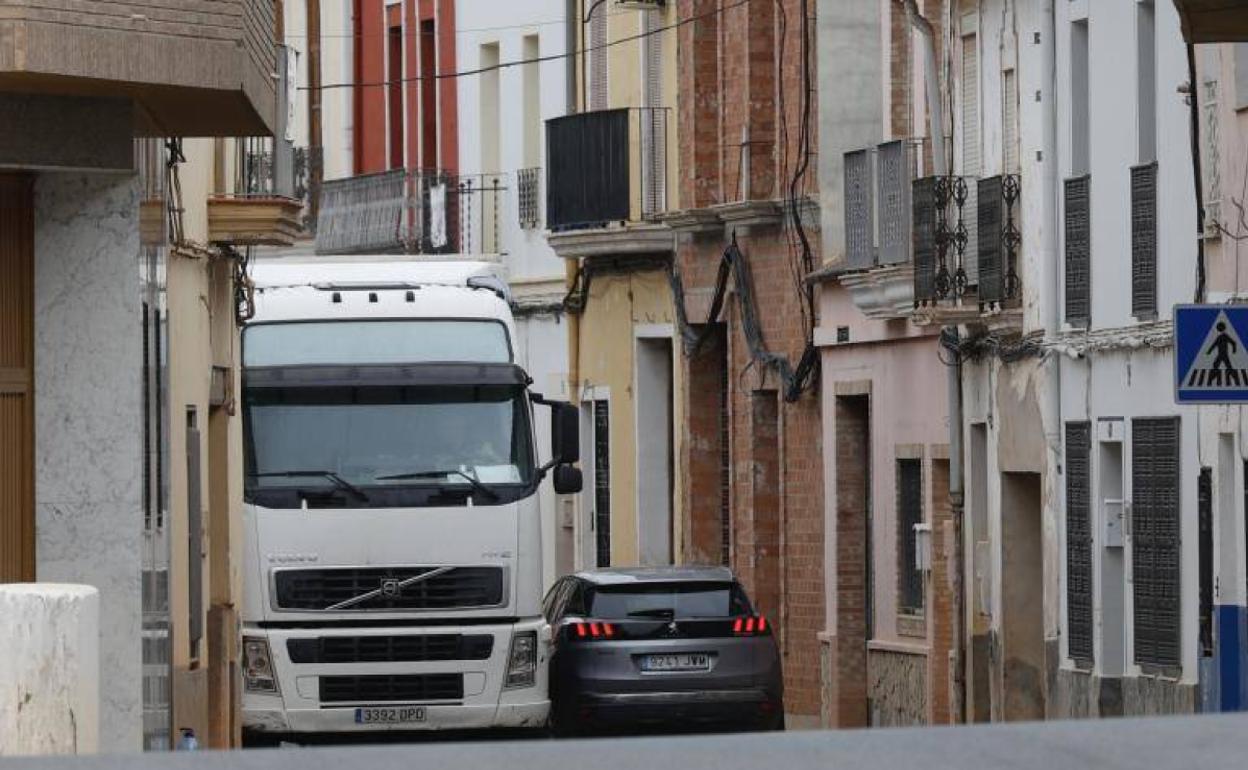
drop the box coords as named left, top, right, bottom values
left=897, top=612, right=927, bottom=639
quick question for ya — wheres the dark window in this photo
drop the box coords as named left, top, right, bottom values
left=546, top=109, right=630, bottom=230
left=387, top=24, right=404, bottom=171
left=1064, top=175, right=1091, bottom=326
left=1065, top=422, right=1094, bottom=666
left=898, top=459, right=924, bottom=614
left=912, top=176, right=937, bottom=304
left=588, top=582, right=752, bottom=620
left=1132, top=417, right=1182, bottom=668
left=1199, top=466, right=1214, bottom=658
left=1131, top=163, right=1158, bottom=318
left=594, top=400, right=612, bottom=568
left=186, top=407, right=203, bottom=663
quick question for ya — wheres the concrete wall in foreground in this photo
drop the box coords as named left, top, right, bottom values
left=0, top=584, right=100, bottom=755
left=33, top=172, right=144, bottom=754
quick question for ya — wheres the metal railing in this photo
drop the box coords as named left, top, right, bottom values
left=545, top=107, right=670, bottom=231
left=315, top=170, right=508, bottom=256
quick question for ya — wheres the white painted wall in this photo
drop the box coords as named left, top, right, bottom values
left=0, top=585, right=99, bottom=756
left=456, top=0, right=571, bottom=589
left=282, top=0, right=355, bottom=181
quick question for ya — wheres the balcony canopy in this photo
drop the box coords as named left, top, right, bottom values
left=1172, top=1, right=1248, bottom=43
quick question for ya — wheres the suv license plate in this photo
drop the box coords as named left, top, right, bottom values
left=355, top=706, right=427, bottom=724
left=641, top=653, right=711, bottom=672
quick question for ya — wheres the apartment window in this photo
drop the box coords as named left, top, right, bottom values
left=1137, top=1, right=1157, bottom=163
left=898, top=459, right=924, bottom=615
left=1071, top=20, right=1090, bottom=176
left=1065, top=422, right=1094, bottom=666
left=387, top=22, right=404, bottom=170
left=1235, top=43, right=1248, bottom=110
left=419, top=20, right=437, bottom=169
left=480, top=43, right=500, bottom=174
left=1131, top=162, right=1158, bottom=318
left=1132, top=417, right=1182, bottom=669
left=593, top=400, right=611, bottom=568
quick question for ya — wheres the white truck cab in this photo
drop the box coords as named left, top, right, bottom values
left=239, top=257, right=580, bottom=739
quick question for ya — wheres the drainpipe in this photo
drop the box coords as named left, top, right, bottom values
left=567, top=0, right=579, bottom=115
left=900, top=0, right=947, bottom=175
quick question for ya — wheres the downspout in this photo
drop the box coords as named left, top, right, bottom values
left=1187, top=43, right=1207, bottom=303
left=567, top=0, right=579, bottom=115
left=900, top=0, right=948, bottom=175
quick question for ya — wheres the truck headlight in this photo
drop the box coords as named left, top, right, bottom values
left=243, top=636, right=280, bottom=694
left=504, top=630, right=538, bottom=689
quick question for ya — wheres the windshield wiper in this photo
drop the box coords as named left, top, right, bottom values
left=375, top=469, right=500, bottom=501
left=627, top=608, right=676, bottom=619
left=251, top=470, right=369, bottom=503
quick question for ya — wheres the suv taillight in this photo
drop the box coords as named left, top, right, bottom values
left=568, top=621, right=616, bottom=640
left=732, top=615, right=769, bottom=636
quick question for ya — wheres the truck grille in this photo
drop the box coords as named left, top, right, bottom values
left=272, top=566, right=504, bottom=611
left=319, top=674, right=464, bottom=703
left=288, top=634, right=494, bottom=664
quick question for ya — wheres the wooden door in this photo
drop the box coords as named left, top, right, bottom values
left=0, top=173, right=34, bottom=582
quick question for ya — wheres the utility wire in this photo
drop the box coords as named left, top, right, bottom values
left=298, top=0, right=754, bottom=91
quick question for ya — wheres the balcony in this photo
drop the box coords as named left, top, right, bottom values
left=206, top=138, right=303, bottom=247
left=544, top=107, right=674, bottom=259
left=315, top=170, right=508, bottom=256
left=0, top=0, right=276, bottom=136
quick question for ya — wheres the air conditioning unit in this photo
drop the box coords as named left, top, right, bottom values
left=615, top=0, right=666, bottom=9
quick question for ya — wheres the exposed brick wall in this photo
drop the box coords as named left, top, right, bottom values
left=682, top=325, right=727, bottom=564
left=929, top=458, right=956, bottom=724
left=674, top=0, right=824, bottom=720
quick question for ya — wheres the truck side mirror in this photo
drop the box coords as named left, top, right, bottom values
left=551, top=402, right=580, bottom=465
left=553, top=464, right=583, bottom=495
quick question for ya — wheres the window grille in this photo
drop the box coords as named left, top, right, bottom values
left=1132, top=417, right=1182, bottom=669
left=1065, top=422, right=1094, bottom=665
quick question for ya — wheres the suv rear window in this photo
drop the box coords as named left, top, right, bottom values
left=588, top=582, right=753, bottom=619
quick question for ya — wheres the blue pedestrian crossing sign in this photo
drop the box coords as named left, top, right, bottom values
left=1175, top=304, right=1248, bottom=403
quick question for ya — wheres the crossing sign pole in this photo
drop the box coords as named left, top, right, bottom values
left=1174, top=304, right=1248, bottom=404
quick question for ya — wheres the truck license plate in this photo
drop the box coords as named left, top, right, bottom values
left=354, top=706, right=427, bottom=724
left=641, top=653, right=711, bottom=672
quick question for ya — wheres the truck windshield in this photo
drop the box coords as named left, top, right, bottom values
left=244, top=383, right=535, bottom=507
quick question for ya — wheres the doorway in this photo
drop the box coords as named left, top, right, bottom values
left=1000, top=471, right=1045, bottom=721
left=636, top=336, right=674, bottom=565
left=832, top=393, right=871, bottom=728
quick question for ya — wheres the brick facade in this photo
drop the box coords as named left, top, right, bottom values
left=675, top=0, right=825, bottom=721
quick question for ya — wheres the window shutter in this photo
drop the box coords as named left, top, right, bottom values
left=844, top=148, right=874, bottom=268
left=1065, top=422, right=1094, bottom=665
left=593, top=400, right=611, bottom=568
left=1003, top=69, right=1019, bottom=174
left=960, top=31, right=980, bottom=286
left=1198, top=466, right=1213, bottom=657
left=1131, top=163, right=1158, bottom=318
left=913, top=176, right=937, bottom=303
left=978, top=176, right=1004, bottom=305
left=1064, top=175, right=1091, bottom=326
left=877, top=141, right=911, bottom=266
left=641, top=10, right=665, bottom=217
left=590, top=9, right=608, bottom=111
left=1131, top=417, right=1181, bottom=669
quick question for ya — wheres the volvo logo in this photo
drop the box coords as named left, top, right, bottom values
left=380, top=579, right=401, bottom=598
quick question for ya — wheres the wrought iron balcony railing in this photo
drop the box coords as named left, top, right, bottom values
left=912, top=172, right=1022, bottom=309
left=315, top=169, right=508, bottom=256
left=545, top=107, right=670, bottom=231
left=518, top=167, right=541, bottom=229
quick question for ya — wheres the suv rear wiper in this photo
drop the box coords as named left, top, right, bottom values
left=375, top=468, right=500, bottom=501
left=252, top=470, right=369, bottom=503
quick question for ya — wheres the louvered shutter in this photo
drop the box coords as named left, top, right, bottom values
left=1003, top=69, right=1020, bottom=174
left=1199, top=466, right=1213, bottom=657
left=590, top=9, right=608, bottom=111
left=641, top=10, right=665, bottom=217
left=844, top=149, right=874, bottom=268
left=961, top=31, right=980, bottom=286
left=1132, top=417, right=1182, bottom=669
left=978, top=176, right=1004, bottom=305
left=877, top=141, right=911, bottom=265
left=913, top=176, right=937, bottom=303
left=593, top=400, right=611, bottom=568
left=1064, top=175, right=1091, bottom=326
left=1131, top=163, right=1158, bottom=318
left=1065, top=422, right=1094, bottom=665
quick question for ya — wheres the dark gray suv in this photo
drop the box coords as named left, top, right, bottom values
left=543, top=566, right=784, bottom=735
